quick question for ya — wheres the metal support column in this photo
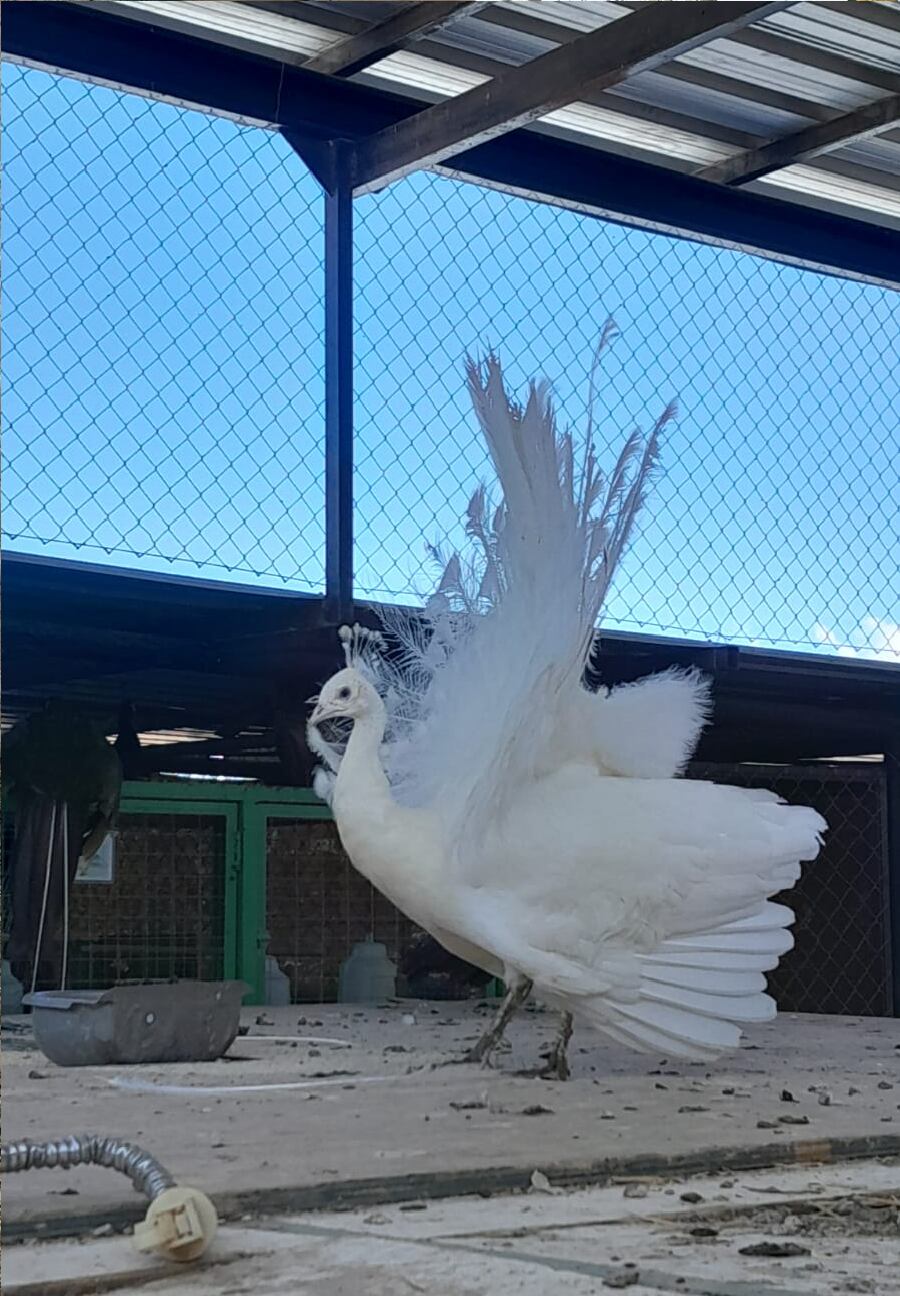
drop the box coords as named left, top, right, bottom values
left=323, top=145, right=354, bottom=626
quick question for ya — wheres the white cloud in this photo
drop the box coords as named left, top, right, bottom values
left=812, top=617, right=900, bottom=663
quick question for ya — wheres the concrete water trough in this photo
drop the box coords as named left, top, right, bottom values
left=23, top=981, right=247, bottom=1066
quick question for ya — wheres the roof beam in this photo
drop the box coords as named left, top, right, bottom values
left=480, top=3, right=837, bottom=125
left=698, top=93, right=900, bottom=186
left=348, top=2, right=789, bottom=194
left=7, top=2, right=897, bottom=286
left=303, top=2, right=481, bottom=78
left=732, top=25, right=900, bottom=95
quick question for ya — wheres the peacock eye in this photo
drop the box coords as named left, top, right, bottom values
left=338, top=686, right=351, bottom=700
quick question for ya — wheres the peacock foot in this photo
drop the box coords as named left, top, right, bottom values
left=535, top=1046, right=571, bottom=1082
left=530, top=1010, right=573, bottom=1081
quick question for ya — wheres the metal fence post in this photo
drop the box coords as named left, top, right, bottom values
left=238, top=791, right=268, bottom=1005
left=324, top=143, right=354, bottom=626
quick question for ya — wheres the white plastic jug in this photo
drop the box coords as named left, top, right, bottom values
left=338, top=937, right=396, bottom=1003
left=264, top=956, right=291, bottom=1007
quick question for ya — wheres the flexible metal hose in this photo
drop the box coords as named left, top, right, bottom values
left=1, top=1135, right=176, bottom=1200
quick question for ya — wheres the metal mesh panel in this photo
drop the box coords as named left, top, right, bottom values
left=5, top=64, right=898, bottom=659
left=67, top=813, right=226, bottom=988
left=354, top=171, right=899, bottom=660
left=266, top=818, right=417, bottom=1002
left=689, top=762, right=892, bottom=1017
left=3, top=62, right=326, bottom=588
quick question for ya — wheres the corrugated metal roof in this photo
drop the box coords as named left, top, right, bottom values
left=52, top=0, right=900, bottom=229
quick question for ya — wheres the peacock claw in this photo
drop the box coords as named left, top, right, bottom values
left=533, top=1011, right=573, bottom=1081
left=538, top=1054, right=571, bottom=1082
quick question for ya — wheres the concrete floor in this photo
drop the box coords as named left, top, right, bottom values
left=7, top=1160, right=900, bottom=1295
left=4, top=1003, right=899, bottom=1243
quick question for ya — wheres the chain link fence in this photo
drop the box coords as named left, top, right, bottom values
left=354, top=170, right=899, bottom=659
left=3, top=60, right=897, bottom=658
left=3, top=63, right=326, bottom=589
left=3, top=60, right=899, bottom=661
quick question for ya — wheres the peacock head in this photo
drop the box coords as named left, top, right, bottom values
left=308, top=667, right=384, bottom=740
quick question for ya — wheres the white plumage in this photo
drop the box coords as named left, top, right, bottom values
left=308, top=334, right=825, bottom=1068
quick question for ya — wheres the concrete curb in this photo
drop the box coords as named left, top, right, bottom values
left=7, top=1130, right=900, bottom=1243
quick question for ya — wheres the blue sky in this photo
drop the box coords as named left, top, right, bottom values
left=3, top=63, right=898, bottom=660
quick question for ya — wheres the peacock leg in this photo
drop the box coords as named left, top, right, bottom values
left=462, top=976, right=534, bottom=1066
left=539, top=1011, right=573, bottom=1080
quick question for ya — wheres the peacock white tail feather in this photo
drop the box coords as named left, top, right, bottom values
left=351, top=324, right=677, bottom=844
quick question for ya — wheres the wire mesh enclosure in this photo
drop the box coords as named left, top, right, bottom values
left=261, top=765, right=892, bottom=1015
left=690, top=761, right=893, bottom=1018
left=4, top=62, right=899, bottom=662
left=3, top=63, right=326, bottom=589
left=67, top=812, right=227, bottom=989
left=266, top=817, right=417, bottom=1003
left=353, top=170, right=899, bottom=658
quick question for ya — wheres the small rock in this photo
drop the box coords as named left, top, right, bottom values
left=778, top=1114, right=810, bottom=1125
left=720, top=1179, right=735, bottom=1188
left=529, top=1169, right=562, bottom=1195
left=757, top=1119, right=778, bottom=1129
left=603, top=1271, right=639, bottom=1289
left=690, top=1226, right=718, bottom=1238
left=848, top=1086, right=861, bottom=1096
left=623, top=1182, right=648, bottom=1199
left=255, top=1014, right=273, bottom=1027
left=402, top=1014, right=416, bottom=1026
left=91, top=1223, right=114, bottom=1238
left=678, top=1105, right=708, bottom=1113
left=520, top=1104, right=554, bottom=1116
left=780, top=1089, right=796, bottom=1102
left=680, top=1191, right=704, bottom=1203
left=383, top=1044, right=408, bottom=1053
left=27, top=1070, right=47, bottom=1080
left=790, top=1202, right=821, bottom=1216
left=398, top=1202, right=427, bottom=1211
left=817, top=1091, right=832, bottom=1106
left=739, top=1241, right=811, bottom=1258
left=364, top=1213, right=390, bottom=1225
left=877, top=1080, right=893, bottom=1090
left=600, top=1111, right=616, bottom=1120
left=449, top=1100, right=487, bottom=1111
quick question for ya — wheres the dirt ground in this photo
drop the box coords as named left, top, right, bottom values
left=7, top=1159, right=900, bottom=1295
left=4, top=1003, right=899, bottom=1244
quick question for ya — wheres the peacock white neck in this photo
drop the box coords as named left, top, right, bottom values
left=330, top=714, right=446, bottom=925
left=332, top=711, right=391, bottom=819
